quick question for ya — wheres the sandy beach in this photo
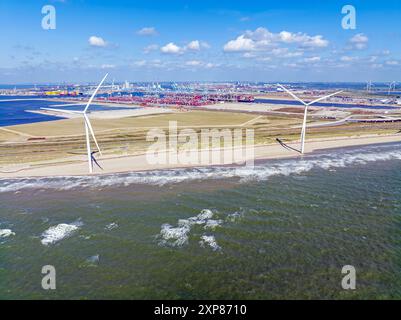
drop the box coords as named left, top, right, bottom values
left=1, top=133, right=400, bottom=178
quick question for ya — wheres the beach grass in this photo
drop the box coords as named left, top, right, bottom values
left=0, top=109, right=400, bottom=170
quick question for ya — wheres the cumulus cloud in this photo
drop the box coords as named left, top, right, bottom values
left=348, top=33, right=368, bottom=50
left=88, top=36, right=107, bottom=47
left=223, top=27, right=329, bottom=52
left=161, top=42, right=182, bottom=54
left=137, top=27, right=158, bottom=36
left=224, top=36, right=256, bottom=52
left=279, top=31, right=328, bottom=48
left=187, top=40, right=200, bottom=51
left=160, top=40, right=208, bottom=54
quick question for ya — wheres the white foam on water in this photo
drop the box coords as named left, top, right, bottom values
left=199, top=235, right=221, bottom=251
left=226, top=211, right=243, bottom=222
left=158, top=209, right=225, bottom=248
left=159, top=223, right=191, bottom=247
left=0, top=229, right=15, bottom=238
left=182, top=209, right=215, bottom=226
left=158, top=209, right=216, bottom=247
left=105, top=222, right=118, bottom=230
left=195, top=209, right=214, bottom=221
left=41, top=221, right=82, bottom=246
left=204, top=219, right=223, bottom=230
left=1, top=143, right=401, bottom=192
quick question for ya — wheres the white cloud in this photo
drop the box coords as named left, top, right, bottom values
left=243, top=52, right=256, bottom=58
left=184, top=60, right=217, bottom=68
left=185, top=60, right=202, bottom=66
left=240, top=46, right=304, bottom=61
left=137, top=27, right=158, bottom=36
left=284, top=51, right=304, bottom=58
left=186, top=40, right=209, bottom=51
left=340, top=56, right=357, bottom=62
left=223, top=27, right=329, bottom=52
left=200, top=41, right=210, bottom=49
left=101, top=64, right=115, bottom=69
left=224, top=35, right=256, bottom=52
left=132, top=60, right=147, bottom=67
left=143, top=44, right=159, bottom=53
left=279, top=31, right=328, bottom=48
left=270, top=48, right=304, bottom=58
left=131, top=59, right=164, bottom=68
left=304, top=56, right=321, bottom=62
left=88, top=36, right=107, bottom=47
left=385, top=60, right=399, bottom=66
left=187, top=40, right=200, bottom=51
left=160, top=40, right=209, bottom=54
left=349, top=33, right=368, bottom=50
left=160, top=42, right=182, bottom=54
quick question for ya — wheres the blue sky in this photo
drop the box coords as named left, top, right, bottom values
left=0, top=0, right=400, bottom=83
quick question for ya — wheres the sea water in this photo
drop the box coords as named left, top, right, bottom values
left=0, top=142, right=400, bottom=299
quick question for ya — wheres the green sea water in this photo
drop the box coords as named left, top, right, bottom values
left=0, top=143, right=400, bottom=299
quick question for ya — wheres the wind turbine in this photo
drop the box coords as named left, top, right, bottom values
left=366, top=80, right=375, bottom=93
left=388, top=81, right=396, bottom=95
left=277, top=84, right=343, bottom=154
left=41, top=74, right=108, bottom=173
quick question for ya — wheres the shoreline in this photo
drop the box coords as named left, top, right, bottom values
left=1, top=133, right=400, bottom=179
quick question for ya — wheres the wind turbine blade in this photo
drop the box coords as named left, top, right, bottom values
left=277, top=84, right=307, bottom=106
left=84, top=73, right=108, bottom=113
left=40, top=107, right=84, bottom=114
left=83, top=114, right=102, bottom=156
left=306, top=91, right=343, bottom=106
left=84, top=120, right=93, bottom=173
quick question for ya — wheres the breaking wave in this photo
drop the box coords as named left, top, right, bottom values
left=0, top=229, right=15, bottom=238
left=0, top=143, right=400, bottom=193
left=158, top=208, right=241, bottom=250
left=105, top=222, right=119, bottom=230
left=41, top=220, right=82, bottom=246
left=158, top=209, right=221, bottom=247
left=199, top=235, right=221, bottom=251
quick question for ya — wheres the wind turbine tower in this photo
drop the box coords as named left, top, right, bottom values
left=40, top=74, right=108, bottom=173
left=277, top=84, right=343, bottom=154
